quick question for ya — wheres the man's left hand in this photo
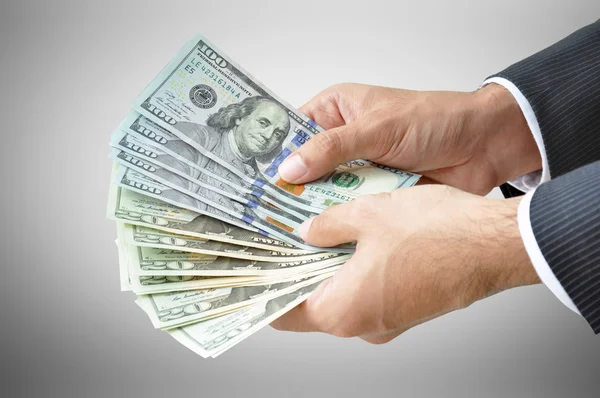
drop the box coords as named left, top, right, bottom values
left=271, top=185, right=540, bottom=343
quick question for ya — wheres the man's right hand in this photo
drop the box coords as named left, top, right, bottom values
left=279, top=83, right=542, bottom=195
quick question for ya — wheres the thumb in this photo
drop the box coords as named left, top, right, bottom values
left=278, top=121, right=369, bottom=183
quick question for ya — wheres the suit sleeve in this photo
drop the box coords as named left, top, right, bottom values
left=484, top=20, right=600, bottom=332
left=527, top=161, right=600, bottom=333
left=488, top=18, right=600, bottom=198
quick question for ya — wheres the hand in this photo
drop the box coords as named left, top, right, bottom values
left=279, top=83, right=542, bottom=195
left=271, top=185, right=540, bottom=343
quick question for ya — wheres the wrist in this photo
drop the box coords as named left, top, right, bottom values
left=470, top=83, right=542, bottom=185
left=462, top=196, right=540, bottom=304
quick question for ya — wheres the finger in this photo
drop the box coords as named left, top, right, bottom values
left=300, top=102, right=345, bottom=131
left=299, top=88, right=347, bottom=130
left=298, top=200, right=363, bottom=247
left=269, top=302, right=316, bottom=332
left=278, top=120, right=371, bottom=183
left=271, top=255, right=360, bottom=334
left=270, top=277, right=334, bottom=333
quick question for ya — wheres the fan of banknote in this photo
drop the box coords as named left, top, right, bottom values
left=107, top=34, right=420, bottom=358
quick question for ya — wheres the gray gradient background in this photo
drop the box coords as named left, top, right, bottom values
left=0, top=0, right=599, bottom=397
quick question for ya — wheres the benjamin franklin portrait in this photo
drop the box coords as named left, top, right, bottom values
left=153, top=96, right=291, bottom=214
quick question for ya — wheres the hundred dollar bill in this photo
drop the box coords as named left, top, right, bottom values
left=110, top=146, right=305, bottom=232
left=107, top=168, right=302, bottom=252
left=115, top=164, right=343, bottom=251
left=168, top=275, right=328, bottom=358
left=120, top=223, right=332, bottom=262
left=114, top=164, right=305, bottom=249
left=111, top=130, right=316, bottom=222
left=138, top=270, right=338, bottom=330
left=120, top=237, right=349, bottom=276
left=133, top=34, right=420, bottom=214
left=119, top=112, right=315, bottom=221
left=115, top=164, right=262, bottom=233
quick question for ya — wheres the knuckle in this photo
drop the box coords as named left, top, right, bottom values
left=299, top=102, right=315, bottom=119
left=350, top=195, right=381, bottom=219
left=313, top=84, right=344, bottom=111
left=315, top=129, right=345, bottom=156
left=309, top=214, right=329, bottom=236
left=351, top=195, right=371, bottom=211
left=371, top=191, right=392, bottom=203
left=347, top=203, right=363, bottom=222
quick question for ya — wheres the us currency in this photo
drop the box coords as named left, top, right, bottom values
left=115, top=164, right=261, bottom=233
left=138, top=270, right=338, bottom=330
left=167, top=275, right=328, bottom=358
left=131, top=272, right=324, bottom=296
left=111, top=130, right=316, bottom=222
left=131, top=274, right=278, bottom=295
left=110, top=144, right=305, bottom=232
left=119, top=112, right=316, bottom=221
left=116, top=239, right=132, bottom=291
left=133, top=34, right=420, bottom=214
left=107, top=176, right=305, bottom=253
left=120, top=238, right=350, bottom=276
left=115, top=164, right=342, bottom=251
left=120, top=223, right=332, bottom=262
left=114, top=164, right=303, bottom=249
left=116, top=236, right=309, bottom=295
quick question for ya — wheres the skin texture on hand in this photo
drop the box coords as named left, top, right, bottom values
left=272, top=83, right=543, bottom=343
left=271, top=185, right=540, bottom=343
left=278, top=83, right=542, bottom=195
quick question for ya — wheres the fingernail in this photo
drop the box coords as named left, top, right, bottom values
left=278, top=155, right=308, bottom=182
left=298, top=216, right=315, bottom=240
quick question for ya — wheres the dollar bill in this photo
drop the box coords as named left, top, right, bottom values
left=114, top=164, right=306, bottom=249
left=131, top=271, right=323, bottom=296
left=133, top=34, right=420, bottom=214
left=116, top=229, right=308, bottom=294
left=115, top=164, right=343, bottom=251
left=116, top=239, right=132, bottom=291
left=132, top=274, right=276, bottom=295
left=167, top=275, right=327, bottom=358
left=110, top=146, right=305, bottom=233
left=137, top=270, right=337, bottom=330
left=119, top=237, right=350, bottom=276
left=120, top=223, right=333, bottom=262
left=107, top=167, right=303, bottom=253
left=109, top=33, right=420, bottom=359
left=119, top=112, right=315, bottom=221
left=117, top=237, right=245, bottom=294
left=110, top=131, right=310, bottom=228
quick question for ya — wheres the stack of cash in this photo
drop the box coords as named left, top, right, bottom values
left=107, top=35, right=420, bottom=358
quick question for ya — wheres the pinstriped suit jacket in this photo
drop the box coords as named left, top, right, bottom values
left=493, top=19, right=600, bottom=333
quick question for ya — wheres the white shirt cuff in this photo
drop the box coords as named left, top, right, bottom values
left=518, top=189, right=581, bottom=315
left=483, top=77, right=551, bottom=192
